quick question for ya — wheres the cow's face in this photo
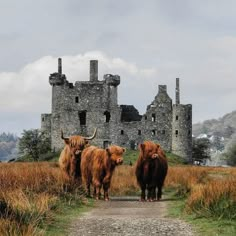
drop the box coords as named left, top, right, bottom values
left=139, top=141, right=159, bottom=160
left=61, top=128, right=97, bottom=158
left=64, top=136, right=88, bottom=158
left=106, top=146, right=125, bottom=165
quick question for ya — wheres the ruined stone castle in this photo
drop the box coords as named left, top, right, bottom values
left=41, top=59, right=192, bottom=161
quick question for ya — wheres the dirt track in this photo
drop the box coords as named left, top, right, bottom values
left=69, top=196, right=195, bottom=236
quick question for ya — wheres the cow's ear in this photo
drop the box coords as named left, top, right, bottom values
left=156, top=144, right=160, bottom=150
left=64, top=138, right=70, bottom=145
left=122, top=148, right=126, bottom=153
left=139, top=143, right=145, bottom=151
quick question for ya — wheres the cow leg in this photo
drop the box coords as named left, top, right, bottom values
left=103, top=182, right=110, bottom=201
left=147, top=185, right=155, bottom=201
left=103, top=175, right=111, bottom=201
left=69, top=156, right=77, bottom=179
left=93, top=179, right=102, bottom=200
left=157, top=184, right=163, bottom=201
left=86, top=182, right=91, bottom=197
left=140, top=184, right=146, bottom=201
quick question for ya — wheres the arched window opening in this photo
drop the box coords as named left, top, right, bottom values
left=152, top=114, right=156, bottom=122
left=79, top=111, right=86, bottom=125
left=104, top=111, right=111, bottom=123
left=175, top=130, right=178, bottom=137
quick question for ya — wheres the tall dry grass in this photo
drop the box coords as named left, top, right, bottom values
left=110, top=166, right=139, bottom=195
left=110, top=164, right=236, bottom=219
left=0, top=162, right=86, bottom=236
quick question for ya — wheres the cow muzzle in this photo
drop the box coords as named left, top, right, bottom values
left=75, top=150, right=82, bottom=155
left=116, top=158, right=123, bottom=165
left=151, top=153, right=159, bottom=159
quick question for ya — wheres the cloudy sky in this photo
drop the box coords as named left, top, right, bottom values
left=0, top=0, right=236, bottom=135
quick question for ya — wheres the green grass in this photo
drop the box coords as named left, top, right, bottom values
left=166, top=188, right=236, bottom=236
left=45, top=199, right=94, bottom=236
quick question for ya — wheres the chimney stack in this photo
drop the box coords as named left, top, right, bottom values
left=176, top=78, right=180, bottom=105
left=90, top=60, right=98, bottom=82
left=58, top=58, right=62, bottom=75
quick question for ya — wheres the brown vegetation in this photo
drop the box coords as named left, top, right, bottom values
left=0, top=162, right=86, bottom=235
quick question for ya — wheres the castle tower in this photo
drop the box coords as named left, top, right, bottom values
left=49, top=58, right=67, bottom=113
left=143, top=85, right=173, bottom=151
left=172, top=78, right=192, bottom=162
left=90, top=60, right=98, bottom=82
left=176, top=77, right=180, bottom=104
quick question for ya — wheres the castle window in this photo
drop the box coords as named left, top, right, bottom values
left=175, top=130, right=178, bottom=136
left=42, top=117, right=45, bottom=122
left=104, top=111, right=111, bottom=123
left=75, top=96, right=79, bottom=103
left=121, top=130, right=124, bottom=135
left=176, top=115, right=178, bottom=120
left=152, top=114, right=156, bottom=122
left=103, top=141, right=110, bottom=149
left=144, top=116, right=147, bottom=120
left=162, top=130, right=165, bottom=134
left=151, top=130, right=156, bottom=136
left=188, top=130, right=191, bottom=135
left=187, top=114, right=191, bottom=120
left=138, top=130, right=141, bottom=135
left=79, top=111, right=86, bottom=125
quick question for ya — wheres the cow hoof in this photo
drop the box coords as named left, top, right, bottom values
left=139, top=198, right=145, bottom=202
left=105, top=198, right=109, bottom=201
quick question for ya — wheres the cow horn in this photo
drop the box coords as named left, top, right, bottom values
left=83, top=128, right=97, bottom=140
left=61, top=130, right=69, bottom=140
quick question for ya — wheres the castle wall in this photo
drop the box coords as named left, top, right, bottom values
left=41, top=114, right=51, bottom=135
left=41, top=59, right=192, bottom=163
left=172, top=104, right=192, bottom=162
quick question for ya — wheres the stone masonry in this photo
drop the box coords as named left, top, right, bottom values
left=41, top=59, right=192, bottom=162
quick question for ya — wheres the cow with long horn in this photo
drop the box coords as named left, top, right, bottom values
left=59, top=128, right=97, bottom=181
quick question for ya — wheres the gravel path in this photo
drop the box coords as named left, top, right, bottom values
left=69, top=196, right=195, bottom=236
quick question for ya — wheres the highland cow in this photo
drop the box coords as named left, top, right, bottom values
left=81, top=145, right=125, bottom=200
left=135, top=141, right=168, bottom=201
left=59, top=128, right=97, bottom=181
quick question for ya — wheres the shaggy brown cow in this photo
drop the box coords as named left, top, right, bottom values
left=59, top=128, right=97, bottom=181
left=135, top=141, right=168, bottom=201
left=81, top=145, right=125, bottom=200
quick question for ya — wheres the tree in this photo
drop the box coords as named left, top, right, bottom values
left=18, top=129, right=51, bottom=161
left=192, top=138, right=211, bottom=163
left=224, top=142, right=236, bottom=166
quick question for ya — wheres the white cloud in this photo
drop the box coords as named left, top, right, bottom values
left=0, top=51, right=158, bottom=130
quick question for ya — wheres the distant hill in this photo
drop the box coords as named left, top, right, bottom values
left=193, top=110, right=236, bottom=153
left=193, top=110, right=236, bottom=138
left=0, top=133, right=18, bottom=161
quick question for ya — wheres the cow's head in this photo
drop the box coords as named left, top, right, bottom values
left=139, top=141, right=160, bottom=160
left=106, top=145, right=125, bottom=165
left=61, top=128, right=97, bottom=158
